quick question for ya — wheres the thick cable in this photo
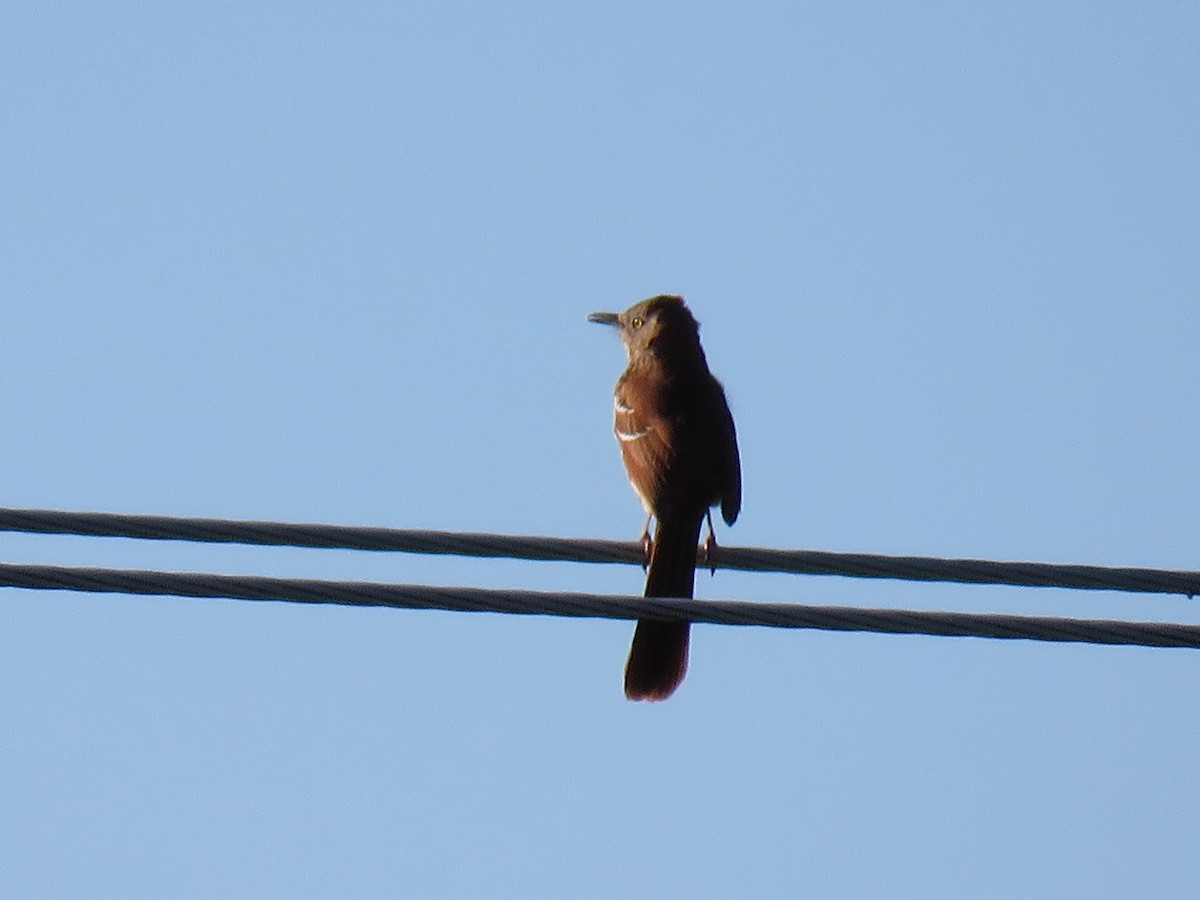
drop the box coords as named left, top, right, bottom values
left=2, top=561, right=1199, bottom=649
left=1, top=507, right=1198, bottom=596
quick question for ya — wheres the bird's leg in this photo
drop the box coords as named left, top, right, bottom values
left=702, top=509, right=718, bottom=575
left=639, top=514, right=654, bottom=570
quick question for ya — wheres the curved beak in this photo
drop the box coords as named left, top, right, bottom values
left=587, top=311, right=620, bottom=327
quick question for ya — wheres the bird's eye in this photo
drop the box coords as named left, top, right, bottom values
left=631, top=316, right=644, bottom=328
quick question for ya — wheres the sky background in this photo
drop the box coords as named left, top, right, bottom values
left=2, top=2, right=1199, bottom=897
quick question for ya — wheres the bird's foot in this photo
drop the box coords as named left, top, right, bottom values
left=702, top=510, right=718, bottom=575
left=639, top=516, right=653, bottom=571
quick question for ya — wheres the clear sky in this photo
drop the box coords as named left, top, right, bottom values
left=2, top=2, right=1199, bottom=897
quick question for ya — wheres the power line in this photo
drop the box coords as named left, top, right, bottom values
left=2, top=560, right=1199, bottom=650
left=1, top=506, right=1198, bottom=596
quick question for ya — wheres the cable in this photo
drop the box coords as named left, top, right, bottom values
left=2, top=560, right=1197, bottom=649
left=2, top=506, right=1198, bottom=596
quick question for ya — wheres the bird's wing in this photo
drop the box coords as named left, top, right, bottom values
left=716, top=384, right=741, bottom=526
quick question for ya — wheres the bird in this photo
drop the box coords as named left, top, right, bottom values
left=588, top=295, right=741, bottom=700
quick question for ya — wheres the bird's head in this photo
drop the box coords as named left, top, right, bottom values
left=588, top=295, right=702, bottom=361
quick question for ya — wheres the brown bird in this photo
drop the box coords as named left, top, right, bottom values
left=589, top=295, right=741, bottom=700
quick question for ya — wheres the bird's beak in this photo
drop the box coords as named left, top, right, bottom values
left=588, top=311, right=620, bottom=327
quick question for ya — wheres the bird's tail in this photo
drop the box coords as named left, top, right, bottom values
left=624, top=512, right=703, bottom=701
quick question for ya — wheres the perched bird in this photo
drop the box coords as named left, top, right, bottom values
left=588, top=295, right=741, bottom=700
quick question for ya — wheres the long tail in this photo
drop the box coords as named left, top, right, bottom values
left=624, top=511, right=704, bottom=701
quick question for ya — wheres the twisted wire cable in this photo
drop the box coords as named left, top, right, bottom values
left=1, top=561, right=1197, bottom=648
left=2, top=507, right=1198, bottom=596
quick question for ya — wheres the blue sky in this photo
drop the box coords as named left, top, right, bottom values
left=2, top=2, right=1199, bottom=897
